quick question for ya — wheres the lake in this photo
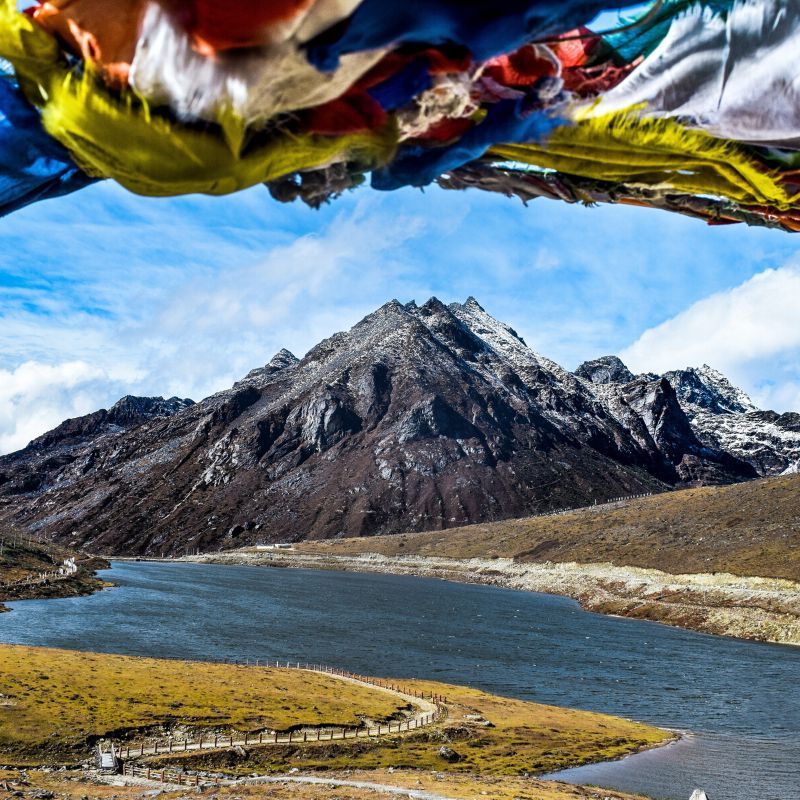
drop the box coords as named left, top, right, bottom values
left=1, top=561, right=797, bottom=800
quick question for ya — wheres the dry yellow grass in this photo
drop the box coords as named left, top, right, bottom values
left=333, top=769, right=650, bottom=800
left=1, top=768, right=650, bottom=800
left=165, top=676, right=668, bottom=777
left=0, top=645, right=410, bottom=764
left=0, top=646, right=667, bottom=785
left=296, top=474, right=800, bottom=580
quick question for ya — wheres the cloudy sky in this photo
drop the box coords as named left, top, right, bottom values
left=1, top=178, right=799, bottom=454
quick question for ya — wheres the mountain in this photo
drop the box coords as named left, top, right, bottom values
left=577, top=360, right=800, bottom=477
left=574, top=355, right=636, bottom=385
left=0, top=395, right=193, bottom=496
left=1, top=297, right=790, bottom=556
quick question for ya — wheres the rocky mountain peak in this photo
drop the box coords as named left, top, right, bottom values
left=463, top=296, right=485, bottom=312
left=665, top=364, right=757, bottom=416
left=418, top=296, right=449, bottom=315
left=236, top=348, right=299, bottom=386
left=269, top=348, right=300, bottom=370
left=25, top=394, right=193, bottom=453
left=107, top=395, right=194, bottom=424
left=0, top=296, right=795, bottom=555
left=574, top=356, right=635, bottom=385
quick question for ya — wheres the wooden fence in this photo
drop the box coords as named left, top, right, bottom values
left=116, top=661, right=447, bottom=763
left=123, top=763, right=223, bottom=786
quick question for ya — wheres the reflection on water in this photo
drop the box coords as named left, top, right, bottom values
left=1, top=561, right=798, bottom=800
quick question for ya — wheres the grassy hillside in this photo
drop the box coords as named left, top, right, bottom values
left=0, top=645, right=667, bottom=777
left=0, top=645, right=410, bottom=764
left=182, top=676, right=667, bottom=778
left=296, top=474, right=800, bottom=580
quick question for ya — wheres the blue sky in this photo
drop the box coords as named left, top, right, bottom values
left=1, top=178, right=800, bottom=454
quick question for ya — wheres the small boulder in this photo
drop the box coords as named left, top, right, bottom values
left=437, top=745, right=460, bottom=763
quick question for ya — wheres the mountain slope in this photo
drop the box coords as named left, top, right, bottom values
left=577, top=359, right=800, bottom=476
left=292, top=472, right=800, bottom=582
left=0, top=298, right=779, bottom=556
left=0, top=395, right=193, bottom=498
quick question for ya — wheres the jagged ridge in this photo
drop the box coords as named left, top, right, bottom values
left=0, top=298, right=792, bottom=556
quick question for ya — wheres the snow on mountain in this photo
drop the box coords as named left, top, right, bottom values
left=664, top=365, right=757, bottom=416
left=576, top=358, right=799, bottom=476
left=0, top=298, right=790, bottom=555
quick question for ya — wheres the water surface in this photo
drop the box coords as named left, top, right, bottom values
left=1, top=561, right=797, bottom=800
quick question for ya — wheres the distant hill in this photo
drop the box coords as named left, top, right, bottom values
left=0, top=298, right=796, bottom=556
left=297, top=473, right=800, bottom=582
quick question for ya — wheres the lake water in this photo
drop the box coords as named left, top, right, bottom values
left=1, top=561, right=798, bottom=800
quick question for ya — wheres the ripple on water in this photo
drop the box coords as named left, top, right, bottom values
left=1, top=561, right=798, bottom=800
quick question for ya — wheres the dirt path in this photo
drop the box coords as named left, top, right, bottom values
left=244, top=775, right=461, bottom=799
left=106, top=771, right=465, bottom=799
left=118, top=663, right=442, bottom=762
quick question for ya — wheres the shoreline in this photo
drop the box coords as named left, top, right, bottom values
left=0, top=643, right=671, bottom=800
left=181, top=550, right=800, bottom=647
left=0, top=559, right=110, bottom=613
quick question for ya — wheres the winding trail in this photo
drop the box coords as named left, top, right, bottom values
left=117, top=663, right=445, bottom=763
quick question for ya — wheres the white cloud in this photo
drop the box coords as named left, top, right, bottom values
left=0, top=199, right=431, bottom=454
left=4, top=177, right=800, bottom=455
left=622, top=266, right=800, bottom=412
left=0, top=361, right=135, bottom=454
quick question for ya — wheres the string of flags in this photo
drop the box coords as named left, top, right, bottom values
left=1, top=0, right=799, bottom=230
